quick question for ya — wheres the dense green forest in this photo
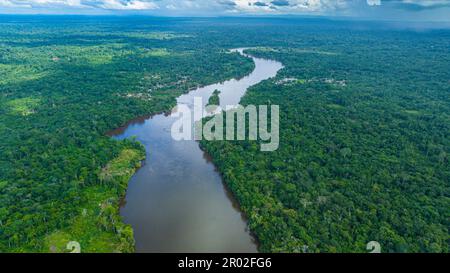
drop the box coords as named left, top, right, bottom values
left=0, top=16, right=448, bottom=252
left=201, top=24, right=450, bottom=252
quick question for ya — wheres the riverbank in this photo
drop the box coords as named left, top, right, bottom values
left=42, top=146, right=145, bottom=253
left=33, top=49, right=258, bottom=253
left=110, top=49, right=282, bottom=252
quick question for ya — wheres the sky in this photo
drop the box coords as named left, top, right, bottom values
left=0, top=0, right=449, bottom=21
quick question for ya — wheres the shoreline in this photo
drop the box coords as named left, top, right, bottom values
left=108, top=49, right=280, bottom=253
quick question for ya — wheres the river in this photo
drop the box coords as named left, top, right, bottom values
left=110, top=49, right=283, bottom=253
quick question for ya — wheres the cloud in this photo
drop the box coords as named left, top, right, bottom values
left=0, top=0, right=449, bottom=21
left=2, top=0, right=85, bottom=7
left=0, top=0, right=159, bottom=10
left=98, top=0, right=158, bottom=10
left=217, top=0, right=236, bottom=7
left=0, top=0, right=343, bottom=13
left=0, top=0, right=31, bottom=7
left=271, top=0, right=290, bottom=7
left=253, top=1, right=267, bottom=7
left=367, top=0, right=381, bottom=6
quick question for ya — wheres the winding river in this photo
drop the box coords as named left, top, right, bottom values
left=110, top=49, right=283, bottom=253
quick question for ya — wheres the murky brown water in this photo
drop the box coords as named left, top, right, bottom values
left=111, top=49, right=283, bottom=253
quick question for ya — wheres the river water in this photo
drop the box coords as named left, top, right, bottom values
left=110, top=49, right=283, bottom=253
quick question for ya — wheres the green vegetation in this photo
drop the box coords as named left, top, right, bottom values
left=0, top=16, right=254, bottom=252
left=201, top=24, right=450, bottom=253
left=207, top=89, right=221, bottom=107
left=0, top=16, right=448, bottom=253
left=6, top=97, right=41, bottom=116
left=126, top=32, right=193, bottom=40
left=42, top=148, right=144, bottom=253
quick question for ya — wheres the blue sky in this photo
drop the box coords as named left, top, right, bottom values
left=0, top=0, right=449, bottom=21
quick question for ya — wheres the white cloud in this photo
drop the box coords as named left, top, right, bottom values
left=33, top=0, right=81, bottom=5
left=0, top=0, right=345, bottom=12
left=99, top=0, right=158, bottom=10
left=0, top=0, right=85, bottom=9
left=226, top=0, right=348, bottom=13
left=367, top=0, right=381, bottom=6
left=0, top=0, right=159, bottom=10
left=0, top=0, right=31, bottom=7
left=0, top=0, right=448, bottom=17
